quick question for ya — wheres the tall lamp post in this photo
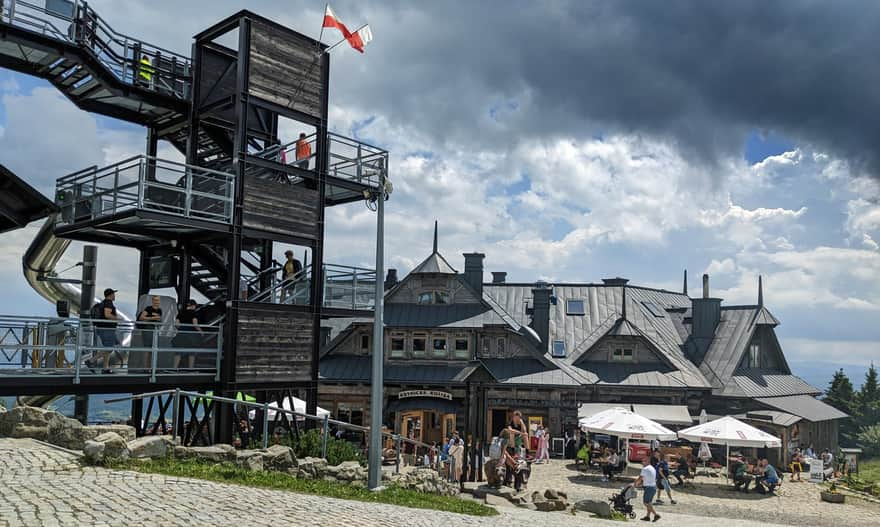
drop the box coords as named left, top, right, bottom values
left=367, top=173, right=387, bottom=490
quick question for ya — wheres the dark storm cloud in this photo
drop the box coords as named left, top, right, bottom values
left=92, top=0, right=880, bottom=176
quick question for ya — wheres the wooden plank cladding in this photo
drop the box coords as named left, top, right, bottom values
left=248, top=19, right=327, bottom=120
left=241, top=175, right=319, bottom=239
left=234, top=303, right=314, bottom=384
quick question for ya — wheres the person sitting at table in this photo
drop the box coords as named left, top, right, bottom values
left=672, top=453, right=690, bottom=485
left=755, top=458, right=780, bottom=494
left=602, top=449, right=620, bottom=482
left=733, top=458, right=753, bottom=493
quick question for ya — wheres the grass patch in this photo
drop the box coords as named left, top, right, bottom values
left=113, top=457, right=497, bottom=517
left=859, top=458, right=880, bottom=485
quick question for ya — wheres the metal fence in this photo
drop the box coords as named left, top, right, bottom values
left=0, top=315, right=222, bottom=383
left=106, top=389, right=443, bottom=476
left=249, top=263, right=376, bottom=311
left=0, top=0, right=192, bottom=98
left=55, top=155, right=235, bottom=226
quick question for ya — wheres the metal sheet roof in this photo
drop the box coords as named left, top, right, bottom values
left=727, top=371, right=821, bottom=398
left=0, top=164, right=57, bottom=233
left=755, top=395, right=848, bottom=422
left=739, top=411, right=802, bottom=427
left=384, top=303, right=507, bottom=328
left=320, top=355, right=478, bottom=384
left=480, top=358, right=579, bottom=386
left=632, top=404, right=694, bottom=425
left=410, top=252, right=457, bottom=274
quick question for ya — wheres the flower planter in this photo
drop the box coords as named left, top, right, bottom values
left=821, top=491, right=845, bottom=503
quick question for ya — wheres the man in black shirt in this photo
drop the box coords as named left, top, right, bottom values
left=174, top=299, right=203, bottom=369
left=96, top=288, right=119, bottom=373
left=137, top=295, right=163, bottom=343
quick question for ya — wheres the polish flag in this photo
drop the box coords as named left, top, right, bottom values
left=323, top=5, right=372, bottom=53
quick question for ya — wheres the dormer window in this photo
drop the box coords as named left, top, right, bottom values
left=566, top=300, right=585, bottom=316
left=612, top=348, right=633, bottom=362
left=749, top=343, right=761, bottom=368
left=417, top=291, right=449, bottom=304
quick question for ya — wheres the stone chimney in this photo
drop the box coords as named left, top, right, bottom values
left=530, top=282, right=552, bottom=346
left=384, top=269, right=398, bottom=291
left=602, top=277, right=629, bottom=286
left=463, top=253, right=485, bottom=295
left=492, top=271, right=507, bottom=284
left=691, top=273, right=722, bottom=353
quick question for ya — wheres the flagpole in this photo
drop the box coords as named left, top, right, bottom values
left=323, top=24, right=368, bottom=54
left=318, top=3, right=328, bottom=43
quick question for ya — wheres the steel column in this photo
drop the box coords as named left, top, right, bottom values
left=367, top=175, right=386, bottom=489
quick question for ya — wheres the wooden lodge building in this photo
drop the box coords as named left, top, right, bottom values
left=318, top=227, right=847, bottom=459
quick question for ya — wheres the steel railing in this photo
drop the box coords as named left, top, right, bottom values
left=248, top=263, right=376, bottom=310
left=105, top=388, right=443, bottom=475
left=55, top=155, right=235, bottom=226
left=248, top=132, right=388, bottom=190
left=0, top=0, right=192, bottom=99
left=0, top=315, right=223, bottom=384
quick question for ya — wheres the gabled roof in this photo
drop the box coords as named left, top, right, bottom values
left=756, top=395, right=848, bottom=422
left=410, top=251, right=457, bottom=274
left=484, top=283, right=710, bottom=389
left=752, top=306, right=780, bottom=326
left=481, top=358, right=580, bottom=386
left=717, top=370, right=821, bottom=398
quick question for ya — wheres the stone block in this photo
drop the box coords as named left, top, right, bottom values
left=92, top=432, right=130, bottom=461
left=262, top=445, right=295, bottom=472
left=574, top=499, right=613, bottom=518
left=174, top=445, right=236, bottom=462
left=128, top=436, right=168, bottom=459
left=235, top=451, right=265, bottom=472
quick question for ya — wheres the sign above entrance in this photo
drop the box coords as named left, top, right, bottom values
left=398, top=390, right=452, bottom=401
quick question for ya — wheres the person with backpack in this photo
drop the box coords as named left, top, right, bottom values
left=91, top=288, right=120, bottom=373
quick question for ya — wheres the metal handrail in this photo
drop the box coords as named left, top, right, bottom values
left=104, top=388, right=440, bottom=471
left=55, top=155, right=235, bottom=225
left=0, top=315, right=223, bottom=384
left=0, top=0, right=192, bottom=98
left=248, top=263, right=376, bottom=309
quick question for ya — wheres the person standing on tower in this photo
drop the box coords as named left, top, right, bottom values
left=295, top=133, right=311, bottom=169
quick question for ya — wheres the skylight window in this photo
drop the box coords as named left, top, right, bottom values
left=552, top=340, right=566, bottom=358
left=642, top=301, right=666, bottom=318
left=566, top=299, right=586, bottom=316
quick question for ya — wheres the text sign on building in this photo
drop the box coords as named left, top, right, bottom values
left=398, top=390, right=452, bottom=401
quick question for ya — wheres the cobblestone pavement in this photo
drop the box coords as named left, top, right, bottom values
left=526, top=459, right=880, bottom=527
left=0, top=438, right=781, bottom=527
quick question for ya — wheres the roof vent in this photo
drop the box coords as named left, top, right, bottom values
left=602, top=277, right=629, bottom=286
left=491, top=271, right=507, bottom=284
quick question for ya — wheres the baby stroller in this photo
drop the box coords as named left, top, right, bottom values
left=609, top=484, right=638, bottom=519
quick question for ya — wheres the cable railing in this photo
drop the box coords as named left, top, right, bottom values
left=0, top=0, right=192, bottom=98
left=105, top=388, right=446, bottom=475
left=0, top=315, right=222, bottom=384
left=249, top=263, right=376, bottom=310
left=55, top=155, right=235, bottom=226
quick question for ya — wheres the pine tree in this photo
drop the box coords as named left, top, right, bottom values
left=825, top=369, right=859, bottom=445
left=857, top=364, right=880, bottom=429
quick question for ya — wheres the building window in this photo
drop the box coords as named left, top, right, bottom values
left=566, top=300, right=585, bottom=315
left=432, top=335, right=448, bottom=358
left=552, top=340, right=566, bottom=357
left=482, top=337, right=491, bottom=356
left=642, top=301, right=666, bottom=318
left=496, top=337, right=506, bottom=356
left=360, top=334, right=370, bottom=352
left=390, top=332, right=406, bottom=358
left=454, top=335, right=470, bottom=359
left=749, top=343, right=761, bottom=368
left=412, top=333, right=427, bottom=357
left=417, top=291, right=450, bottom=304
left=612, top=348, right=633, bottom=362
left=337, top=403, right=364, bottom=426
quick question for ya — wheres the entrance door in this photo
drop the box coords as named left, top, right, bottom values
left=401, top=412, right=423, bottom=442
left=491, top=409, right=508, bottom=437
left=442, top=413, right=456, bottom=440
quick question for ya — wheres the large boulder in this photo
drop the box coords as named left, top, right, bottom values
left=91, top=432, right=130, bottom=462
left=574, top=499, right=613, bottom=518
left=46, top=416, right=135, bottom=450
left=83, top=440, right=105, bottom=464
left=393, top=468, right=460, bottom=496
left=297, top=456, right=328, bottom=479
left=174, top=444, right=236, bottom=462
left=0, top=406, right=65, bottom=440
left=128, top=436, right=168, bottom=459
left=235, top=450, right=265, bottom=472
left=334, top=460, right=366, bottom=482
left=262, top=445, right=295, bottom=472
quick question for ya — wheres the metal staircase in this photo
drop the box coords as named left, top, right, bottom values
left=0, top=0, right=191, bottom=126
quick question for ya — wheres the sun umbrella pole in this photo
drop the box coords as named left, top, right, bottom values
left=726, top=443, right=730, bottom=482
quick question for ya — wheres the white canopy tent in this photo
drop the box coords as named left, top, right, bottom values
left=247, top=396, right=331, bottom=422
left=579, top=406, right=677, bottom=463
left=677, top=416, right=782, bottom=478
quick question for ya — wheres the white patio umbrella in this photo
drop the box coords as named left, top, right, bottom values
left=579, top=406, right=676, bottom=463
left=247, top=396, right=331, bottom=422
left=677, top=415, right=782, bottom=479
